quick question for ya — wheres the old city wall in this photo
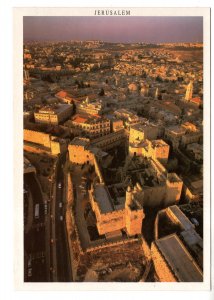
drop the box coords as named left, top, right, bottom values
left=151, top=242, right=177, bottom=282
left=97, top=209, right=125, bottom=235
left=89, top=192, right=100, bottom=218
left=86, top=236, right=139, bottom=253
left=24, top=143, right=49, bottom=154
left=141, top=237, right=151, bottom=262
left=74, top=238, right=147, bottom=281
left=24, top=129, right=51, bottom=148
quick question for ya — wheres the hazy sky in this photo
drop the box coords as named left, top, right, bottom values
left=23, top=16, right=203, bottom=43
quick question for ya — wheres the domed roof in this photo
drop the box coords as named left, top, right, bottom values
left=128, top=83, right=138, bottom=91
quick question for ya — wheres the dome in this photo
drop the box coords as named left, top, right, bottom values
left=128, top=83, right=138, bottom=92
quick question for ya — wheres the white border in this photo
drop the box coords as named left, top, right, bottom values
left=0, top=3, right=210, bottom=298
left=14, top=6, right=211, bottom=292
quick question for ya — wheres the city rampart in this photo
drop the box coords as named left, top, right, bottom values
left=24, top=129, right=51, bottom=148
left=151, top=242, right=178, bottom=282
left=85, top=236, right=139, bottom=253
left=96, top=209, right=125, bottom=235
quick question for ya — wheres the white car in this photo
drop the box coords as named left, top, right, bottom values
left=60, top=216, right=63, bottom=221
left=59, top=202, right=62, bottom=208
left=58, top=182, right=62, bottom=189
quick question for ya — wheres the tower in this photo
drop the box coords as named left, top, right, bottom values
left=125, top=185, right=133, bottom=207
left=155, top=87, right=159, bottom=100
left=185, top=81, right=193, bottom=101
left=24, top=69, right=29, bottom=81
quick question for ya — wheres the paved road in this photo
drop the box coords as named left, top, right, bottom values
left=54, top=153, right=72, bottom=282
left=24, top=172, right=48, bottom=282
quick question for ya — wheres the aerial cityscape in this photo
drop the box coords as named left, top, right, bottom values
left=23, top=16, right=203, bottom=283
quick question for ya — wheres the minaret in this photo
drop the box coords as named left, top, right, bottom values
left=185, top=81, right=193, bottom=101
left=155, top=87, right=159, bottom=99
left=125, top=185, right=133, bottom=207
left=24, top=69, right=29, bottom=81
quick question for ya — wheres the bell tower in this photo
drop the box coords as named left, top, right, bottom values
left=185, top=81, right=193, bottom=101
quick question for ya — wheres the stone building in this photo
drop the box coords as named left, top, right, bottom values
left=154, top=205, right=203, bottom=271
left=76, top=97, right=104, bottom=116
left=71, top=114, right=110, bottom=139
left=68, top=137, right=108, bottom=166
left=24, top=129, right=67, bottom=155
left=121, top=156, right=183, bottom=208
left=129, top=123, right=159, bottom=143
left=55, top=90, right=73, bottom=104
left=89, top=183, right=144, bottom=238
left=165, top=125, right=187, bottom=149
left=114, top=109, right=140, bottom=130
left=129, top=138, right=170, bottom=166
left=165, top=123, right=202, bottom=149
left=151, top=234, right=203, bottom=282
left=111, top=119, right=124, bottom=132
left=34, top=103, right=73, bottom=125
left=90, top=129, right=126, bottom=151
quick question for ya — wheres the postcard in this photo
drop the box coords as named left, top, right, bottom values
left=13, top=7, right=211, bottom=291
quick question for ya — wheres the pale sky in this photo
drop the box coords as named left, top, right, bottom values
left=24, top=16, right=203, bottom=43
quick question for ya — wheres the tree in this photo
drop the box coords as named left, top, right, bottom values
left=98, top=88, right=105, bottom=96
left=156, top=75, right=163, bottom=82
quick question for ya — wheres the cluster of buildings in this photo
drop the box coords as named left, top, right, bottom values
left=23, top=40, right=203, bottom=282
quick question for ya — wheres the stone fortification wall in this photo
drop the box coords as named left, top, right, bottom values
left=151, top=242, right=177, bottom=282
left=24, top=129, right=51, bottom=148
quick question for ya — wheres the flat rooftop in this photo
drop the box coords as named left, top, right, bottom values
left=72, top=114, right=106, bottom=125
left=70, top=137, right=90, bottom=147
left=94, top=184, right=114, bottom=214
left=38, top=104, right=72, bottom=115
left=166, top=205, right=194, bottom=231
left=166, top=125, right=186, bottom=135
left=131, top=123, right=156, bottom=132
left=155, top=234, right=203, bottom=282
